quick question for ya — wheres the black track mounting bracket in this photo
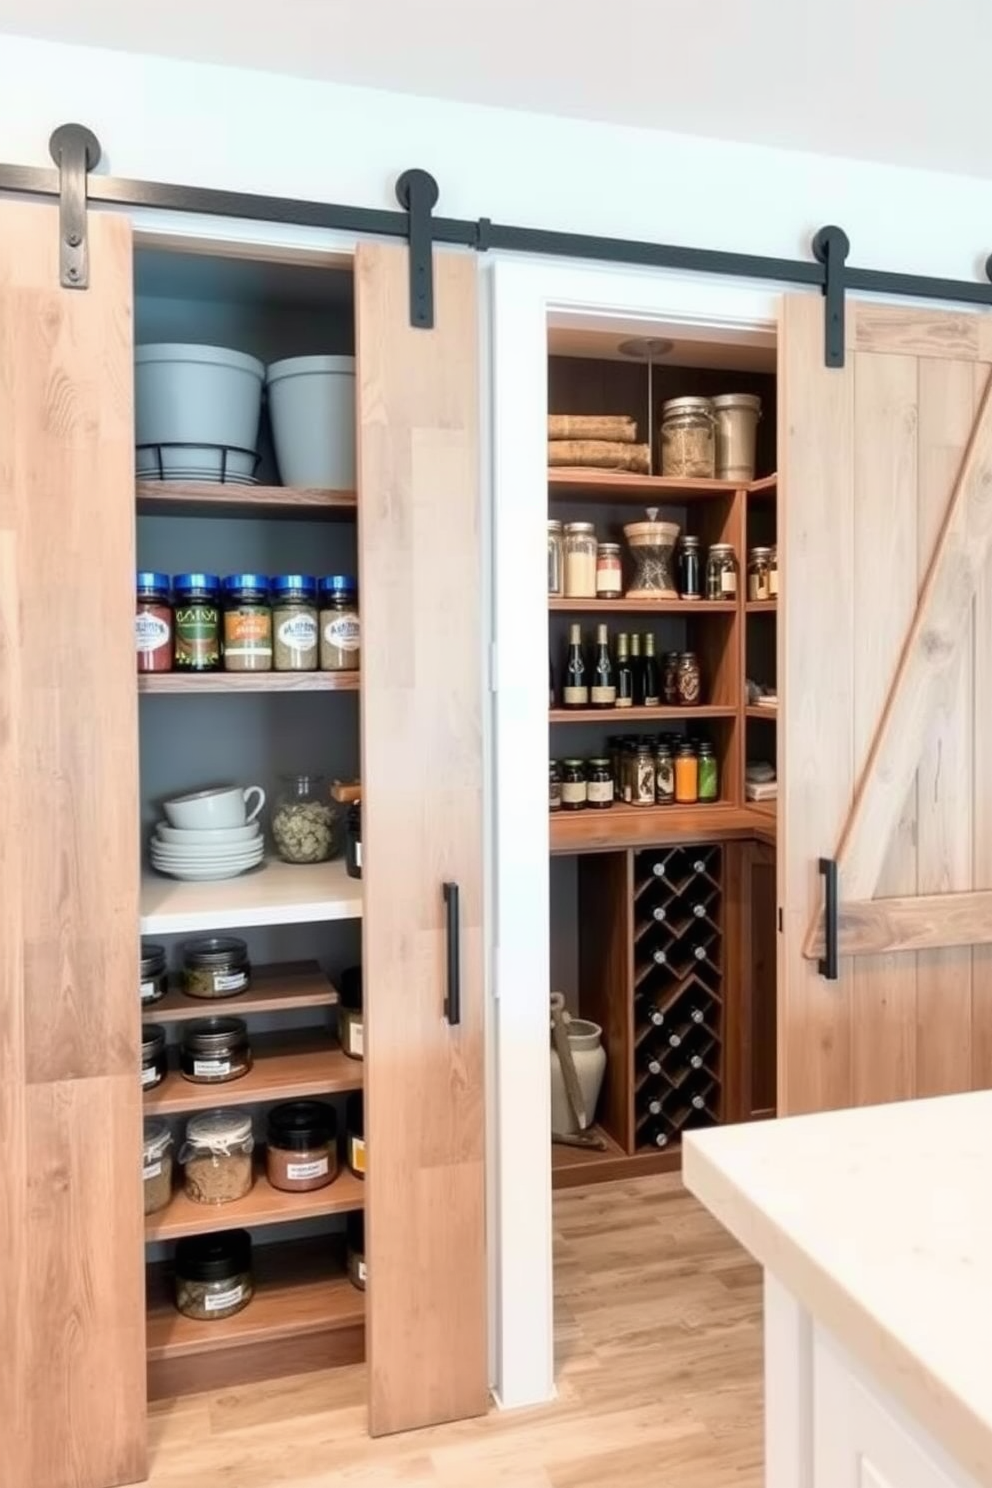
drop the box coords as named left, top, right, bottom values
left=812, top=226, right=851, bottom=368
left=395, top=168, right=439, bottom=329
left=49, top=123, right=101, bottom=290
left=818, top=857, right=839, bottom=981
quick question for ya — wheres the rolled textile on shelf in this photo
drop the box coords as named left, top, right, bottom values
left=547, top=439, right=650, bottom=473
left=548, top=413, right=637, bottom=443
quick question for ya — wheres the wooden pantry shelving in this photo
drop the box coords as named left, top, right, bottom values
left=143, top=960, right=338, bottom=1022
left=745, top=704, right=777, bottom=719
left=144, top=1031, right=363, bottom=1115
left=551, top=1126, right=680, bottom=1188
left=550, top=803, right=756, bottom=854
left=136, top=480, right=358, bottom=519
left=548, top=469, right=743, bottom=501
left=139, top=858, right=362, bottom=934
left=549, top=597, right=736, bottom=614
left=138, top=671, right=359, bottom=694
left=745, top=600, right=777, bottom=613
left=146, top=1164, right=365, bottom=1242
left=549, top=704, right=736, bottom=724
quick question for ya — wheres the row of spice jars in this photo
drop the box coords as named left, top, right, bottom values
left=549, top=522, right=740, bottom=603
left=140, top=936, right=251, bottom=1006
left=136, top=571, right=360, bottom=674
left=550, top=737, right=720, bottom=812
left=141, top=1015, right=253, bottom=1090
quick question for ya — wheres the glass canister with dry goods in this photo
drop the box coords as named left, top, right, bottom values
left=561, top=759, right=587, bottom=811
left=654, top=742, right=675, bottom=806
left=180, top=1108, right=254, bottom=1205
left=222, top=574, right=272, bottom=672
left=143, top=1118, right=174, bottom=1215
left=595, top=543, right=623, bottom=599
left=272, top=773, right=337, bottom=864
left=706, top=544, right=739, bottom=600
left=547, top=520, right=564, bottom=596
left=338, top=965, right=364, bottom=1060
left=175, top=1229, right=253, bottom=1322
left=271, top=574, right=318, bottom=671
left=182, top=936, right=251, bottom=999
left=141, top=1024, right=167, bottom=1091
left=747, top=546, right=773, bottom=601
left=698, top=741, right=720, bottom=801
left=660, top=397, right=715, bottom=478
left=179, top=1016, right=252, bottom=1085
left=712, top=393, right=761, bottom=482
left=318, top=575, right=360, bottom=672
left=563, top=522, right=597, bottom=598
left=586, top=758, right=613, bottom=810
left=140, top=943, right=168, bottom=1005
left=266, top=1100, right=338, bottom=1193
left=676, top=652, right=702, bottom=706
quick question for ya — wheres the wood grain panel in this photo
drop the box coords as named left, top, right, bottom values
left=808, top=889, right=992, bottom=957
left=777, top=296, right=856, bottom=1114
left=970, top=361, right=992, bottom=1088
left=0, top=202, right=145, bottom=1487
left=851, top=352, right=917, bottom=1105
left=577, top=853, right=634, bottom=1152
left=356, top=243, right=487, bottom=1434
left=853, top=304, right=982, bottom=360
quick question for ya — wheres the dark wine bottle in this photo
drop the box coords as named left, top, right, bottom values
left=642, top=633, right=660, bottom=707
left=630, top=632, right=644, bottom=705
left=590, top=623, right=616, bottom=707
left=637, top=1089, right=664, bottom=1119
left=641, top=1119, right=670, bottom=1150
left=615, top=632, right=634, bottom=709
left=562, top=622, right=588, bottom=708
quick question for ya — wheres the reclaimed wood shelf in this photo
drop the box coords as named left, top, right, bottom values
left=136, top=480, right=357, bottom=519
left=143, top=961, right=338, bottom=1023
left=747, top=473, right=778, bottom=495
left=138, top=671, right=359, bottom=694
left=745, top=704, right=777, bottom=719
left=139, top=858, right=362, bottom=934
left=550, top=803, right=760, bottom=853
left=549, top=597, right=736, bottom=614
left=143, top=1032, right=363, bottom=1116
left=550, top=704, right=736, bottom=724
left=745, top=600, right=777, bottom=613
left=145, top=1162, right=365, bottom=1242
left=551, top=1126, right=680, bottom=1188
left=548, top=469, right=743, bottom=502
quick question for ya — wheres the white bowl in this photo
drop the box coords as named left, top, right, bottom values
left=155, top=822, right=259, bottom=845
left=162, top=785, right=265, bottom=830
left=150, top=843, right=265, bottom=864
left=150, top=861, right=264, bottom=882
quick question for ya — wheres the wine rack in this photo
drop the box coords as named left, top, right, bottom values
left=632, top=845, right=723, bottom=1151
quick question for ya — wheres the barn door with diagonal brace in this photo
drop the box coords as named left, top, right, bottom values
left=780, top=295, right=992, bottom=1114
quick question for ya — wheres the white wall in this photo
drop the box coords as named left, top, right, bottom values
left=2, top=31, right=992, bottom=282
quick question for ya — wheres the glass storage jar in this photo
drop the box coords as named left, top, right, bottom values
left=706, top=544, right=739, bottom=600
left=660, top=396, right=715, bottom=478
left=143, top=1119, right=174, bottom=1216
left=271, top=575, right=318, bottom=671
left=586, top=758, right=613, bottom=810
left=140, top=943, right=168, bottom=1005
left=563, top=522, right=597, bottom=598
left=173, top=573, right=221, bottom=673
left=676, top=652, right=702, bottom=706
left=180, top=1109, right=254, bottom=1205
left=141, top=1024, right=167, bottom=1092
left=623, top=516, right=680, bottom=599
left=654, top=743, right=675, bottom=805
left=747, top=546, right=773, bottom=602
left=182, top=935, right=250, bottom=999
left=180, top=1016, right=252, bottom=1085
left=136, top=572, right=173, bottom=674
left=633, top=743, right=656, bottom=806
left=698, top=741, right=719, bottom=801
left=561, top=759, right=587, bottom=810
left=663, top=651, right=680, bottom=706
left=769, top=544, right=779, bottom=598
left=222, top=574, right=272, bottom=672
left=712, top=393, right=761, bottom=482
left=175, top=1229, right=253, bottom=1322
left=347, top=1092, right=365, bottom=1178
left=678, top=536, right=702, bottom=600
left=549, top=760, right=563, bottom=813
left=347, top=1211, right=367, bottom=1291
left=595, top=543, right=623, bottom=599
left=272, top=773, right=337, bottom=864
left=346, top=802, right=362, bottom=879
left=266, top=1100, right=338, bottom=1193
left=338, top=965, right=363, bottom=1060
left=318, top=575, right=360, bottom=671
left=675, top=742, right=699, bottom=803
left=547, top=520, right=564, bottom=596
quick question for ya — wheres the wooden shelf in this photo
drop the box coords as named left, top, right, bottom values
left=548, top=469, right=742, bottom=502
left=136, top=481, right=357, bottom=519
left=146, top=1237, right=363, bottom=1362
left=550, top=803, right=760, bottom=853
left=138, top=672, right=359, bottom=694
left=550, top=704, right=736, bottom=724
left=143, top=960, right=338, bottom=1023
left=746, top=704, right=777, bottom=719
left=549, top=597, right=736, bottom=615
left=747, top=473, right=778, bottom=495
left=139, top=857, right=361, bottom=934
left=144, top=1032, right=363, bottom=1115
left=551, top=1126, right=680, bottom=1188
left=145, top=1162, right=365, bottom=1242
left=745, top=600, right=777, bottom=613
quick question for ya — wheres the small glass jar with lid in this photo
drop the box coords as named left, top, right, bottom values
left=747, top=547, right=773, bottom=602
left=561, top=759, right=587, bottom=810
left=180, top=1109, right=255, bottom=1205
left=136, top=572, right=173, bottom=674
left=182, top=935, right=250, bottom=999
left=271, top=575, right=318, bottom=671
left=180, top=1016, right=252, bottom=1085
left=140, top=942, right=168, bottom=1005
left=549, top=760, right=563, bottom=813
left=347, top=1092, right=365, bottom=1178
left=678, top=536, right=702, bottom=600
left=547, top=520, right=564, bottom=596
left=222, top=574, right=272, bottom=672
left=663, top=651, right=680, bottom=705
left=143, top=1119, right=174, bottom=1216
left=272, top=773, right=337, bottom=863
left=654, top=743, right=675, bottom=805
left=769, top=544, right=779, bottom=598
left=676, top=652, right=702, bottom=706
left=633, top=743, right=656, bottom=807
left=563, top=522, right=597, bottom=598
left=698, top=741, right=720, bottom=801
left=586, top=758, right=613, bottom=810
left=706, top=544, right=739, bottom=600
left=339, top=965, right=364, bottom=1060
left=675, top=742, right=699, bottom=803
left=595, top=543, right=623, bottom=599
left=660, top=396, right=715, bottom=478
left=173, top=573, right=221, bottom=673
left=266, top=1100, right=338, bottom=1193
left=175, top=1229, right=253, bottom=1322
left=318, top=575, right=360, bottom=671
left=141, top=1024, right=167, bottom=1091
left=347, top=1211, right=367, bottom=1291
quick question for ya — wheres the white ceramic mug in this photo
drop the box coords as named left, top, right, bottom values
left=163, top=785, right=266, bottom=830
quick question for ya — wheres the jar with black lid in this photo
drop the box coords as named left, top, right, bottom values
left=180, top=1016, right=252, bottom=1084
left=586, top=758, right=613, bottom=810
left=266, top=1100, right=338, bottom=1192
left=346, top=802, right=362, bottom=879
left=141, top=1024, right=168, bottom=1091
left=173, top=573, right=221, bottom=672
left=346, top=1091, right=365, bottom=1178
left=175, top=1229, right=253, bottom=1322
left=339, top=965, right=363, bottom=1060
left=678, top=535, right=702, bottom=600
left=222, top=574, right=272, bottom=673
left=140, top=943, right=168, bottom=1005
left=549, top=760, right=563, bottom=812
left=561, top=759, right=587, bottom=811
left=347, top=1211, right=366, bottom=1291
left=182, top=936, right=251, bottom=1000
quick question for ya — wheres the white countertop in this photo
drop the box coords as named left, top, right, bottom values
left=683, top=1093, right=992, bottom=1488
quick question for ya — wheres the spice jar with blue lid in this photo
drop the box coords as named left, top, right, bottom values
left=318, top=575, right=360, bottom=672
left=173, top=573, right=221, bottom=672
left=136, top=572, right=173, bottom=674
left=271, top=575, right=318, bottom=672
left=222, top=573, right=272, bottom=673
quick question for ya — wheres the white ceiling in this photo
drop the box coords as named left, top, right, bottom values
left=2, top=0, right=992, bottom=179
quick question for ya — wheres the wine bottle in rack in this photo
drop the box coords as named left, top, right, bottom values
left=590, top=623, right=616, bottom=708
left=640, top=1119, right=671, bottom=1150
left=636, top=1087, right=664, bottom=1120
left=563, top=623, right=588, bottom=708
left=638, top=1045, right=664, bottom=1077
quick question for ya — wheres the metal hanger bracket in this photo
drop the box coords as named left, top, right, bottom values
left=395, top=168, right=439, bottom=328
left=812, top=225, right=851, bottom=368
left=49, top=123, right=101, bottom=290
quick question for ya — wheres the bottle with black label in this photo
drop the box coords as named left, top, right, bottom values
left=642, top=634, right=661, bottom=707
left=590, top=623, right=616, bottom=707
left=615, top=633, right=634, bottom=709
left=630, top=632, right=644, bottom=705
left=563, top=623, right=588, bottom=708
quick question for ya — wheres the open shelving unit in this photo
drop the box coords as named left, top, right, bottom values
left=138, top=671, right=359, bottom=694
left=145, top=1031, right=362, bottom=1114
left=139, top=859, right=362, bottom=934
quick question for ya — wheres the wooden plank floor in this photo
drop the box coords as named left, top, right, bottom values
left=146, top=1175, right=763, bottom=1487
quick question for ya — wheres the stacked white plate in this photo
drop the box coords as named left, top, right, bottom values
left=149, top=821, right=265, bottom=882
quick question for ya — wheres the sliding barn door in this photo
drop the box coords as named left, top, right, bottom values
left=356, top=243, right=487, bottom=1434
left=0, top=202, right=144, bottom=1485
left=780, top=296, right=992, bottom=1115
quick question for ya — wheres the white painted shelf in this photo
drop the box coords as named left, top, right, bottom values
left=139, top=857, right=362, bottom=934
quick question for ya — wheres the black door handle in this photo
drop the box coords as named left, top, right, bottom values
left=442, top=882, right=461, bottom=1025
left=818, top=857, right=839, bottom=981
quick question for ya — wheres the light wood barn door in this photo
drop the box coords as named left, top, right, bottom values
left=356, top=243, right=488, bottom=1434
left=780, top=296, right=992, bottom=1115
left=0, top=202, right=144, bottom=1485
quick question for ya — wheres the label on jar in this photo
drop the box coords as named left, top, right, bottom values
left=720, top=570, right=737, bottom=596
left=587, top=780, right=612, bottom=804
left=615, top=696, right=633, bottom=709
left=590, top=686, right=616, bottom=705
left=140, top=978, right=157, bottom=1001
left=561, top=781, right=586, bottom=805
left=213, top=970, right=248, bottom=992
left=174, top=604, right=220, bottom=668
left=143, top=1161, right=163, bottom=1181
left=141, top=1064, right=159, bottom=1087
left=346, top=1020, right=364, bottom=1058
left=349, top=1134, right=366, bottom=1175
left=193, top=1057, right=231, bottom=1077
left=224, top=611, right=273, bottom=657
left=355, top=842, right=362, bottom=868
left=204, top=1284, right=245, bottom=1313
left=357, top=1259, right=368, bottom=1282
left=322, top=615, right=360, bottom=652
left=135, top=612, right=170, bottom=654
left=287, top=1156, right=330, bottom=1181
left=277, top=614, right=318, bottom=651
left=562, top=687, right=588, bottom=705
left=769, top=569, right=778, bottom=597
